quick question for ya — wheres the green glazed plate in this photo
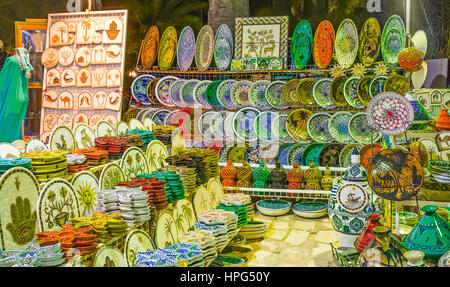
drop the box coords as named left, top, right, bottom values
left=265, top=81, right=287, bottom=109
left=307, top=112, right=333, bottom=143
left=348, top=112, right=382, bottom=144
left=343, top=76, right=364, bottom=109
left=381, top=15, right=406, bottom=66
left=271, top=114, right=292, bottom=142
left=292, top=20, right=313, bottom=69
left=158, top=26, right=177, bottom=71
left=301, top=143, right=326, bottom=166
left=368, top=75, right=388, bottom=98
left=93, top=246, right=126, bottom=267
left=254, top=111, right=278, bottom=142
left=312, top=78, right=335, bottom=109
left=328, top=111, right=354, bottom=144
left=356, top=75, right=374, bottom=106
left=205, top=80, right=223, bottom=109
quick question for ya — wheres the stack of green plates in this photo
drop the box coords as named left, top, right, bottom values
left=0, top=157, right=32, bottom=177
left=217, top=204, right=248, bottom=228
left=126, top=129, right=155, bottom=146
left=164, top=171, right=186, bottom=201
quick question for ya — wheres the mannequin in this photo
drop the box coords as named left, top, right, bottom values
left=0, top=48, right=33, bottom=142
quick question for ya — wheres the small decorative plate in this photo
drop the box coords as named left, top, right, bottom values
left=41, top=48, right=59, bottom=69
left=319, top=143, right=345, bottom=167
left=343, top=76, right=364, bottom=108
left=231, top=80, right=252, bottom=107
left=180, top=79, right=200, bottom=107
left=336, top=183, right=368, bottom=213
left=193, top=80, right=213, bottom=109
left=129, top=118, right=145, bottom=130
left=120, top=147, right=149, bottom=180
left=328, top=112, right=354, bottom=144
left=155, top=76, right=178, bottom=107
left=366, top=92, right=414, bottom=136
left=356, top=75, right=374, bottom=106
left=348, top=112, right=381, bottom=144
left=131, top=74, right=155, bottom=105
left=307, top=112, right=333, bottom=143
left=312, top=78, right=335, bottom=108
left=73, top=123, right=96, bottom=149
left=155, top=213, right=178, bottom=249
left=282, top=79, right=300, bottom=106
left=49, top=125, right=76, bottom=151
left=177, top=26, right=195, bottom=71
left=124, top=229, right=155, bottom=267
left=368, top=75, right=388, bottom=98
left=292, top=20, right=313, bottom=70
left=71, top=171, right=99, bottom=217
left=381, top=15, right=406, bottom=66
left=97, top=120, right=116, bottom=137
left=93, top=246, right=125, bottom=267
left=265, top=81, right=287, bottom=109
left=254, top=111, right=278, bottom=142
left=384, top=74, right=409, bottom=96
left=205, top=80, right=223, bottom=109
left=146, top=140, right=168, bottom=172
left=141, top=26, right=159, bottom=68
left=331, top=76, right=349, bottom=107
left=313, top=20, right=335, bottom=69
left=151, top=109, right=171, bottom=126
left=272, top=114, right=292, bottom=142
left=99, top=162, right=125, bottom=190
left=210, top=111, right=230, bottom=139
left=359, top=143, right=383, bottom=169
left=335, top=19, right=358, bottom=69
left=169, top=79, right=186, bottom=107
left=287, top=144, right=308, bottom=166
left=158, top=26, right=177, bottom=70
left=359, top=18, right=381, bottom=67
left=339, top=143, right=363, bottom=167
left=26, top=139, right=48, bottom=153
left=117, top=121, right=129, bottom=135
left=217, top=80, right=238, bottom=110
left=276, top=143, right=295, bottom=166
left=146, top=78, right=160, bottom=105
left=232, top=107, right=260, bottom=142
left=249, top=80, right=271, bottom=110
left=301, top=143, right=326, bottom=166
left=296, top=79, right=316, bottom=107
left=214, top=36, right=232, bottom=71
left=286, top=109, right=313, bottom=142
left=226, top=146, right=248, bottom=164
left=195, top=25, right=214, bottom=71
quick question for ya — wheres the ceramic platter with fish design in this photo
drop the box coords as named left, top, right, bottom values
left=292, top=20, right=313, bottom=69
left=233, top=107, right=260, bottom=142
left=131, top=74, right=155, bottom=105
left=141, top=26, right=159, bottom=68
left=177, top=26, right=195, bottom=71
left=335, top=19, right=358, bottom=69
left=158, top=26, right=177, bottom=70
left=313, top=20, right=335, bottom=69
left=195, top=25, right=214, bottom=71
left=306, top=112, right=333, bottom=143
left=328, top=111, right=354, bottom=144
left=155, top=76, right=178, bottom=107
left=381, top=15, right=406, bottom=66
left=359, top=18, right=381, bottom=67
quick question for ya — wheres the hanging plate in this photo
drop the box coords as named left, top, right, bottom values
left=301, top=143, right=326, bottom=166
left=73, top=123, right=96, bottom=149
left=146, top=140, right=168, bottom=172
left=265, top=81, right=287, bottom=109
left=381, top=15, right=406, bottom=66
left=210, top=111, right=229, bottom=140
left=194, top=80, right=213, bottom=109
left=367, top=148, right=423, bottom=201
left=356, top=75, right=374, bottom=106
left=348, top=112, right=382, bottom=144
left=319, top=143, right=345, bottom=167
left=158, top=26, right=177, bottom=70
left=343, top=76, right=365, bottom=108
left=37, top=178, right=81, bottom=231
left=93, top=246, right=126, bottom=267
left=25, top=140, right=48, bottom=153
left=272, top=114, right=292, bottom=142
left=151, top=109, right=171, bottom=126
left=286, top=109, right=313, bottom=142
left=366, top=92, right=414, bottom=136
left=71, top=171, right=99, bottom=217
left=172, top=198, right=196, bottom=236
left=99, top=162, right=125, bottom=190
left=217, top=80, right=238, bottom=110
left=330, top=76, right=349, bottom=107
left=359, top=143, right=383, bottom=169
left=226, top=146, right=248, bottom=164
left=146, top=78, right=160, bottom=105
left=312, top=78, right=335, bottom=109
left=131, top=74, right=155, bottom=105
left=155, top=76, right=178, bottom=107
left=411, top=30, right=427, bottom=56
left=287, top=144, right=308, bottom=166
left=155, top=213, right=178, bottom=249
left=335, top=19, right=358, bottom=69
left=282, top=79, right=300, bottom=106
left=292, top=20, right=313, bottom=69
left=231, top=80, right=252, bottom=108
left=205, top=80, right=223, bottom=109
left=233, top=107, right=260, bottom=142
left=177, top=26, right=195, bottom=71
left=336, top=183, right=368, bottom=213
left=214, top=37, right=232, bottom=71
left=339, top=143, right=363, bottom=167
left=306, top=112, right=333, bottom=143
left=124, top=229, right=155, bottom=267
left=254, top=111, right=278, bottom=142
left=384, top=74, right=409, bottom=96
left=313, top=20, right=335, bottom=69
left=328, top=111, right=354, bottom=144
left=276, top=143, right=295, bottom=166
left=141, top=26, right=159, bottom=69
left=216, top=24, right=233, bottom=52
left=368, top=75, right=388, bottom=98
left=249, top=80, right=271, bottom=110
left=180, top=79, right=200, bottom=107
left=195, top=25, right=214, bottom=71
left=0, top=167, right=39, bottom=250
left=296, top=78, right=316, bottom=107
left=411, top=61, right=428, bottom=89
left=358, top=18, right=381, bottom=67
left=120, top=147, right=149, bottom=180
left=169, top=79, right=186, bottom=108
left=97, top=120, right=116, bottom=137
left=49, top=125, right=76, bottom=152
left=116, top=121, right=129, bottom=135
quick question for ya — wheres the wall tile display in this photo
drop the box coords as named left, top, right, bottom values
left=40, top=10, right=128, bottom=141
left=234, top=16, right=289, bottom=67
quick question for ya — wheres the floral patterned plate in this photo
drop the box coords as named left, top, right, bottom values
left=312, top=78, right=335, bottom=109
left=296, top=79, right=316, bottom=107
left=249, top=80, right=270, bottom=110
left=265, top=81, right=287, bottom=109
left=49, top=125, right=76, bottom=152
left=217, top=80, right=238, bottom=110
left=177, top=26, right=195, bottom=71
left=286, top=109, right=313, bottom=142
left=231, top=80, right=252, bottom=108
left=124, top=229, right=155, bottom=267
left=339, top=143, right=363, bottom=167
left=254, top=111, right=278, bottom=142
left=287, top=144, right=308, bottom=166
left=343, top=76, right=364, bottom=109
left=169, top=79, right=186, bottom=107
left=335, top=19, right=358, bottom=69
left=214, top=36, right=232, bottom=71
left=180, top=79, right=200, bottom=107
left=383, top=74, right=409, bottom=96
left=319, top=143, right=345, bottom=167
left=271, top=113, right=292, bottom=142
left=93, top=246, right=125, bottom=267
left=233, top=107, right=260, bottom=142
left=282, top=79, right=300, bottom=106
left=193, top=80, right=212, bottom=109
left=155, top=76, right=178, bottom=107
left=146, top=78, right=160, bottom=105
left=348, top=112, right=381, bottom=144
left=330, top=76, right=349, bottom=107
left=195, top=25, right=214, bottom=71
left=151, top=109, right=171, bottom=126
left=306, top=112, right=333, bottom=143
left=131, top=74, right=155, bottom=105
left=205, top=80, right=223, bottom=109
left=120, top=147, right=149, bottom=180
left=210, top=111, right=229, bottom=140
left=356, top=75, right=374, bottom=106
left=328, top=111, right=354, bottom=144
left=381, top=15, right=406, bottom=66
left=301, top=143, right=326, bottom=166
left=71, top=171, right=99, bottom=217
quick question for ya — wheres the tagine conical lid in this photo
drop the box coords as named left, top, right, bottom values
left=405, top=92, right=433, bottom=130
left=402, top=205, right=450, bottom=259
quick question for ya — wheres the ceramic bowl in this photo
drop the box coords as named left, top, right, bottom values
left=394, top=211, right=419, bottom=226
left=292, top=201, right=328, bottom=218
left=256, top=199, right=291, bottom=216
left=404, top=250, right=425, bottom=266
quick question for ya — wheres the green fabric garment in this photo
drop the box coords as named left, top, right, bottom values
left=0, top=56, right=29, bottom=142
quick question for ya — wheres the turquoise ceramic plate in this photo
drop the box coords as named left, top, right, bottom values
left=205, top=80, right=223, bottom=109
left=292, top=20, right=313, bottom=69
left=301, top=143, right=326, bottom=166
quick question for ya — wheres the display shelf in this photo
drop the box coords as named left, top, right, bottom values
left=219, top=162, right=347, bottom=172
left=223, top=186, right=330, bottom=200
left=397, top=200, right=450, bottom=208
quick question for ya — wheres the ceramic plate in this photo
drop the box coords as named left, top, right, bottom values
left=224, top=112, right=236, bottom=140
left=226, top=146, right=248, bottom=164
left=286, top=109, right=313, bottom=142
left=97, top=120, right=116, bottom=137
left=207, top=178, right=225, bottom=208
left=128, top=118, right=145, bottom=130
left=155, top=213, right=178, bottom=248
left=0, top=143, right=20, bottom=158
left=319, top=143, right=345, bottom=167
left=287, top=144, right=308, bottom=166
left=146, top=78, right=160, bottom=105
left=131, top=74, right=155, bottom=105
left=301, top=143, right=326, bottom=166
left=124, top=229, right=154, bottom=267
left=214, top=37, right=232, bottom=71
left=254, top=111, right=278, bottom=142
left=312, top=78, right=335, bottom=109
left=120, top=147, right=149, bottom=180
left=158, top=26, right=177, bottom=70
left=197, top=111, right=217, bottom=140
left=328, top=112, right=354, bottom=144
left=384, top=74, right=409, bottom=96
left=411, top=61, right=428, bottom=89
left=216, top=24, right=233, bottom=53
left=151, top=109, right=171, bottom=126
left=412, top=30, right=427, bottom=56
left=276, top=143, right=295, bottom=165
left=25, top=140, right=48, bottom=153
left=70, top=171, right=98, bottom=217
left=49, top=125, right=76, bottom=151
left=313, top=20, right=335, bottom=69
left=117, top=121, right=129, bottom=135
left=177, top=26, right=195, bottom=71
left=368, top=75, right=388, bottom=98
left=307, top=112, right=333, bottom=143
left=359, top=143, right=383, bottom=169
left=217, top=80, right=238, bottom=110
left=348, top=112, right=381, bottom=144
left=193, top=80, right=213, bottom=109
left=205, top=80, right=223, bottom=109
left=330, top=76, right=349, bottom=107
left=193, top=186, right=211, bottom=219
left=282, top=79, right=300, bottom=106
left=335, top=19, right=358, bottom=69
left=272, top=113, right=292, bottom=142
left=73, top=123, right=96, bottom=149
left=99, top=162, right=125, bottom=190
left=381, top=15, right=406, bottom=66
left=141, top=26, right=159, bottom=68
left=172, top=199, right=196, bottom=235
left=265, top=81, right=287, bottom=109
left=146, top=140, right=168, bottom=172
left=210, top=111, right=228, bottom=139
left=233, top=107, right=260, bottom=142
left=296, top=79, right=316, bottom=107
left=169, top=79, right=186, bottom=107
left=249, top=80, right=270, bottom=110
left=195, top=25, right=214, bottom=71
left=231, top=80, right=252, bottom=107
left=93, top=246, right=126, bottom=267
left=339, top=143, right=363, bottom=167
left=155, top=76, right=178, bottom=107
left=343, top=76, right=364, bottom=108
left=180, top=79, right=200, bottom=107
left=292, top=20, right=313, bottom=69
left=366, top=92, right=414, bottom=136
left=336, top=183, right=368, bottom=213
left=359, top=18, right=381, bottom=67
left=356, top=75, right=374, bottom=106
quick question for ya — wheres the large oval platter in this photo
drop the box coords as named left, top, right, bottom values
left=313, top=20, right=335, bottom=69
left=381, top=15, right=406, bottom=66
left=195, top=25, right=214, bottom=71
left=158, top=26, right=177, bottom=70
left=292, top=20, right=313, bottom=69
left=141, top=26, right=159, bottom=68
left=177, top=26, right=195, bottom=71
left=214, top=36, right=232, bottom=71
left=359, top=18, right=381, bottom=67
left=335, top=19, right=358, bottom=69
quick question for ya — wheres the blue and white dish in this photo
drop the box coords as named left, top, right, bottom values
left=256, top=199, right=291, bottom=216
left=292, top=201, right=328, bottom=218
left=131, top=74, right=155, bottom=105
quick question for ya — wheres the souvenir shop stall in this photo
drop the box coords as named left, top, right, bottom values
left=0, top=5, right=448, bottom=267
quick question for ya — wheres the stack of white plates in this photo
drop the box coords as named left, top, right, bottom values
left=238, top=221, right=267, bottom=240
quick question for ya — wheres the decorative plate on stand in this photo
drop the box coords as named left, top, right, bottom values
left=172, top=199, right=196, bottom=235
left=214, top=36, right=232, bottom=71
left=312, top=78, right=335, bottom=108
left=301, top=143, right=326, bottom=166
left=307, top=112, right=333, bottom=143
left=286, top=109, right=313, bottom=142
left=359, top=143, right=383, bottom=169
left=366, top=92, right=414, bottom=136
left=265, top=81, right=287, bottom=109
left=381, top=15, right=406, bottom=66
left=233, top=107, right=260, bottom=142
left=249, top=80, right=271, bottom=110
left=296, top=79, right=316, bottom=107
left=254, top=111, right=278, bottom=142
left=120, top=147, right=149, bottom=180
left=117, top=121, right=129, bottom=135
left=155, top=213, right=178, bottom=249
left=49, top=125, right=76, bottom=152
left=99, top=162, right=125, bottom=190
left=356, top=75, right=374, bottom=106
left=217, top=80, right=238, bottom=110
left=93, top=246, right=125, bottom=267
left=348, top=112, right=381, bottom=144
left=158, top=26, right=177, bottom=70
left=131, top=74, right=155, bottom=105
left=319, top=143, right=345, bottom=167
left=73, top=123, right=96, bottom=149
left=231, top=80, right=252, bottom=108
left=180, top=79, right=200, bottom=107
left=328, top=112, right=354, bottom=144
left=25, top=140, right=48, bottom=153
left=272, top=113, right=292, bottom=142
left=177, top=26, right=195, bottom=71
left=287, top=144, right=308, bottom=166
left=292, top=20, right=313, bottom=69
left=97, top=120, right=116, bottom=137
left=369, top=75, right=388, bottom=98
left=155, top=76, right=178, bottom=107
left=313, top=20, right=335, bottom=69
left=146, top=140, right=168, bottom=172
left=195, top=25, right=214, bottom=71
left=169, top=79, right=186, bottom=107
left=194, top=80, right=213, bottom=109
left=330, top=76, right=349, bottom=107
left=207, top=178, right=224, bottom=209
left=359, top=18, right=381, bottom=67
left=335, top=19, right=358, bottom=69
left=71, top=171, right=99, bottom=217
left=124, top=229, right=155, bottom=267
left=339, top=143, right=363, bottom=167
left=343, top=76, right=364, bottom=108
left=205, top=80, right=223, bottom=109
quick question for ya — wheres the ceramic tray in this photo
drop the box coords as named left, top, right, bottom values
left=158, top=26, right=177, bottom=70
left=292, top=201, right=327, bottom=218
left=313, top=20, right=335, bottom=69
left=335, top=19, right=358, bottom=69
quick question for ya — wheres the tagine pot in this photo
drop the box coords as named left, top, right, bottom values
left=435, top=109, right=450, bottom=131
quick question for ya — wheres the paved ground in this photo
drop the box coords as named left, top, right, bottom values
left=238, top=212, right=339, bottom=267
